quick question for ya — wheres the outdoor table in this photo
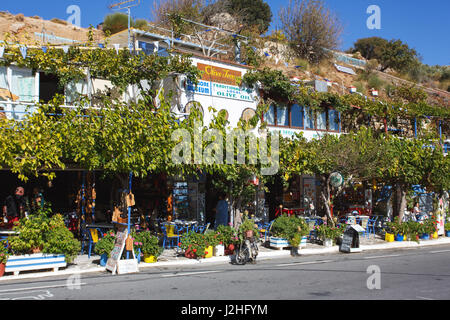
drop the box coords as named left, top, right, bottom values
left=86, top=223, right=115, bottom=230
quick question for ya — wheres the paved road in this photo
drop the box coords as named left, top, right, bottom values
left=1, top=245, right=449, bottom=301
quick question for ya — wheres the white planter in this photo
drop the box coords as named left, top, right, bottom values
left=323, top=239, right=333, bottom=247
left=214, top=244, right=224, bottom=257
left=269, top=237, right=289, bottom=249
left=5, top=253, right=67, bottom=276
left=299, top=236, right=307, bottom=248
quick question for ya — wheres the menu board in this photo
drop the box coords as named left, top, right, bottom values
left=106, top=227, right=127, bottom=275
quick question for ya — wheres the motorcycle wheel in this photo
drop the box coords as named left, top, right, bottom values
left=235, top=245, right=249, bottom=265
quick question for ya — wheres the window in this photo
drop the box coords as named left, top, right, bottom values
left=316, top=110, right=327, bottom=130
left=264, top=105, right=275, bottom=125
left=328, top=109, right=340, bottom=131
left=138, top=41, right=156, bottom=55
left=291, top=104, right=303, bottom=128
left=304, top=107, right=315, bottom=129
left=39, top=72, right=63, bottom=103
left=241, top=108, right=256, bottom=122
left=276, top=105, right=289, bottom=126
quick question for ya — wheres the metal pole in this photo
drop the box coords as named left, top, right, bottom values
left=414, top=118, right=417, bottom=138
left=127, top=172, right=132, bottom=259
left=127, top=7, right=131, bottom=51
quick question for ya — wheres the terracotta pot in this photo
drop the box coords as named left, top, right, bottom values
left=32, top=247, right=41, bottom=254
left=0, top=263, right=5, bottom=277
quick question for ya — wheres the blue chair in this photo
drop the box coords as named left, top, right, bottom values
left=366, top=216, right=379, bottom=237
left=260, top=221, right=273, bottom=242
left=162, top=224, right=181, bottom=249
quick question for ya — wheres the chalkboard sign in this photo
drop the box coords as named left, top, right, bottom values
left=339, top=225, right=364, bottom=253
left=106, top=226, right=128, bottom=274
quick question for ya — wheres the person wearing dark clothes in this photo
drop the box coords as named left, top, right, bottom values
left=2, top=187, right=29, bottom=229
left=215, top=194, right=229, bottom=229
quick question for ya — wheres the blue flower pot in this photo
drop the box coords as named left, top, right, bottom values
left=100, top=253, right=108, bottom=266
left=420, top=234, right=430, bottom=240
left=446, top=230, right=450, bottom=237
left=135, top=249, right=141, bottom=263
left=394, top=234, right=404, bottom=241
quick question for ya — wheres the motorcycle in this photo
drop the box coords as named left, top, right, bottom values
left=234, top=232, right=259, bottom=265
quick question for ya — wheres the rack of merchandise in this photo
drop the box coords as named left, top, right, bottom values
left=173, top=181, right=189, bottom=220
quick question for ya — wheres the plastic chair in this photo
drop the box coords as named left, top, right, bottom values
left=87, top=228, right=102, bottom=259
left=162, top=224, right=181, bottom=249
left=366, top=216, right=379, bottom=237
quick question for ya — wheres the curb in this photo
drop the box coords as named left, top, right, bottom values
left=2, top=237, right=450, bottom=281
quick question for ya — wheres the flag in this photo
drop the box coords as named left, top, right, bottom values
left=264, top=52, right=270, bottom=57
left=284, top=62, right=289, bottom=67
left=42, top=46, right=48, bottom=54
left=20, top=46, right=27, bottom=59
left=62, top=46, right=69, bottom=54
left=163, top=39, right=171, bottom=47
left=98, top=43, right=104, bottom=49
left=113, top=44, right=120, bottom=54
left=0, top=46, right=4, bottom=58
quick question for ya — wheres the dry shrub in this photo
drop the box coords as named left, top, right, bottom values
left=15, top=13, right=25, bottom=22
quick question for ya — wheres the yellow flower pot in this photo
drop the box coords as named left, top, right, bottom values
left=143, top=254, right=157, bottom=263
left=385, top=233, right=395, bottom=242
left=432, top=231, right=438, bottom=239
left=204, top=246, right=213, bottom=258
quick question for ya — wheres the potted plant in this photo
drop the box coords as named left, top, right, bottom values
left=8, top=210, right=80, bottom=263
left=215, top=225, right=238, bottom=255
left=270, top=214, right=309, bottom=253
left=404, top=221, right=420, bottom=243
left=42, top=214, right=81, bottom=264
left=238, top=217, right=260, bottom=242
left=94, top=231, right=116, bottom=266
left=0, top=242, right=9, bottom=277
left=445, top=222, right=450, bottom=237
left=137, top=231, right=162, bottom=263
left=179, top=232, right=208, bottom=259
left=314, top=223, right=343, bottom=247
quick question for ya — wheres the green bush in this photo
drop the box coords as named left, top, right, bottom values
left=271, top=214, right=309, bottom=246
left=43, top=214, right=81, bottom=263
left=0, top=242, right=9, bottom=264
left=134, top=231, right=162, bottom=257
left=215, top=225, right=239, bottom=247
left=94, top=231, right=116, bottom=258
left=8, top=208, right=81, bottom=263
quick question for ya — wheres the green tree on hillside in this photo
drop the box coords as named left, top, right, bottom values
left=280, top=0, right=343, bottom=63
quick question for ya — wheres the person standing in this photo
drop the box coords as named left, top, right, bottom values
left=2, top=186, right=29, bottom=229
left=215, top=194, right=229, bottom=229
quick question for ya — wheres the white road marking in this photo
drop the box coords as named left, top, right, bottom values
left=0, top=289, right=54, bottom=300
left=162, top=270, right=221, bottom=278
left=276, top=260, right=334, bottom=267
left=430, top=249, right=450, bottom=254
left=416, top=296, right=434, bottom=300
left=0, top=282, right=87, bottom=294
left=363, top=254, right=403, bottom=259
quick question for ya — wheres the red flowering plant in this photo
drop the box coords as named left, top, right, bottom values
left=179, top=231, right=209, bottom=259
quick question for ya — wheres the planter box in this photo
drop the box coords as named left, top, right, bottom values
left=269, top=237, right=289, bottom=249
left=269, top=236, right=307, bottom=249
left=5, top=254, right=66, bottom=276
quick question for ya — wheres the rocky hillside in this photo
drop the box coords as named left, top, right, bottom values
left=0, top=11, right=104, bottom=45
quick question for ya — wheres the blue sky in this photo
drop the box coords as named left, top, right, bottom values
left=2, top=0, right=449, bottom=65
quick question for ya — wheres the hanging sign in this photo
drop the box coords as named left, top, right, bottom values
left=330, top=172, right=344, bottom=188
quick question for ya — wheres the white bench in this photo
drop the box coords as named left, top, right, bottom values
left=5, top=254, right=67, bottom=276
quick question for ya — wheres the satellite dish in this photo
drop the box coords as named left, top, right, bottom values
left=330, top=172, right=344, bottom=188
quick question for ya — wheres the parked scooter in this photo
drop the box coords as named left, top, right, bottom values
left=234, top=233, right=259, bottom=265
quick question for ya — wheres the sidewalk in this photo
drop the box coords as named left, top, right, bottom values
left=2, top=235, right=450, bottom=282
